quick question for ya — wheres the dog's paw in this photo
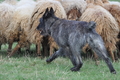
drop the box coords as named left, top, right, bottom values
left=70, top=67, right=80, bottom=71
left=46, top=58, right=52, bottom=63
left=111, top=70, right=116, bottom=74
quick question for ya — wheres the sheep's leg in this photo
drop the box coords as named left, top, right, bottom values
left=8, top=43, right=13, bottom=52
left=114, top=51, right=118, bottom=61
left=26, top=45, right=30, bottom=53
left=117, top=49, right=120, bottom=58
left=0, top=43, right=2, bottom=50
left=116, top=42, right=120, bottom=58
left=42, top=37, right=49, bottom=57
left=108, top=48, right=115, bottom=62
left=49, top=44, right=59, bottom=56
left=36, top=45, right=38, bottom=54
left=44, top=45, right=49, bottom=56
left=7, top=39, right=13, bottom=53
left=93, top=52, right=100, bottom=65
left=8, top=44, right=21, bottom=57
left=50, top=45, right=54, bottom=56
left=36, top=42, right=42, bottom=57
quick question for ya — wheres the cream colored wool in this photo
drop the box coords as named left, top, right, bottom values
left=4, top=0, right=17, bottom=5
left=56, top=0, right=86, bottom=20
left=6, top=0, right=37, bottom=47
left=0, top=2, right=15, bottom=44
left=5, top=0, right=43, bottom=57
left=99, top=0, right=120, bottom=60
left=80, top=2, right=119, bottom=61
left=101, top=0, right=120, bottom=29
left=86, top=0, right=104, bottom=6
left=95, top=0, right=120, bottom=52
left=16, top=0, right=35, bottom=7
left=86, top=0, right=94, bottom=4
left=101, top=0, right=109, bottom=3
left=58, top=0, right=87, bottom=14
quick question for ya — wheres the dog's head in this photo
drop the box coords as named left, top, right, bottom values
left=37, top=7, right=55, bottom=36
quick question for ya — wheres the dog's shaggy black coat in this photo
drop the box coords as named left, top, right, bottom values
left=37, top=8, right=116, bottom=74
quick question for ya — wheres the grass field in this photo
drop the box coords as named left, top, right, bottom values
left=0, top=0, right=120, bottom=80
left=0, top=45, right=120, bottom=80
left=0, top=44, right=120, bottom=80
left=0, top=47, right=120, bottom=80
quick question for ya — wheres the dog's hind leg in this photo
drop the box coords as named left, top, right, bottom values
left=88, top=35, right=116, bottom=74
left=46, top=47, right=64, bottom=63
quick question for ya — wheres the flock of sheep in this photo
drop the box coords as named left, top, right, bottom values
left=0, top=0, right=120, bottom=62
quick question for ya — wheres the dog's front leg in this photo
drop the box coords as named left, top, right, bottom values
left=69, top=47, right=83, bottom=71
left=70, top=54, right=83, bottom=71
left=46, top=47, right=64, bottom=63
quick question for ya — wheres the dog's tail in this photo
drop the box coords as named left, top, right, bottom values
left=88, top=21, right=96, bottom=30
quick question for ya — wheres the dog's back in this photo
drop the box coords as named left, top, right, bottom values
left=52, top=19, right=96, bottom=35
left=53, top=19, right=96, bottom=31
left=50, top=19, right=97, bottom=47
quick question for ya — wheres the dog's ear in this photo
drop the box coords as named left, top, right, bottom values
left=43, top=8, right=49, bottom=18
left=50, top=7, right=54, bottom=15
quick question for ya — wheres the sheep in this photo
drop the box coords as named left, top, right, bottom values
left=30, top=0, right=67, bottom=56
left=0, top=0, right=17, bottom=52
left=79, top=0, right=119, bottom=62
left=57, top=0, right=87, bottom=20
left=4, top=0, right=17, bottom=5
left=7, top=0, right=38, bottom=57
left=100, top=0, right=120, bottom=59
left=102, top=0, right=109, bottom=3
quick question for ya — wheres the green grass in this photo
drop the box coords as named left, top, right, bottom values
left=0, top=56, right=120, bottom=80
left=0, top=44, right=120, bottom=80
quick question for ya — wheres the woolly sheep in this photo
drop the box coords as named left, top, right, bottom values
left=4, top=0, right=17, bottom=5
left=0, top=1, right=16, bottom=52
left=79, top=0, right=119, bottom=62
left=101, top=0, right=120, bottom=33
left=7, top=0, right=38, bottom=57
left=57, top=0, right=87, bottom=20
left=100, top=0, right=120, bottom=59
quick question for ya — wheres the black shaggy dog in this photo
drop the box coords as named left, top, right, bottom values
left=37, top=8, right=116, bottom=74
